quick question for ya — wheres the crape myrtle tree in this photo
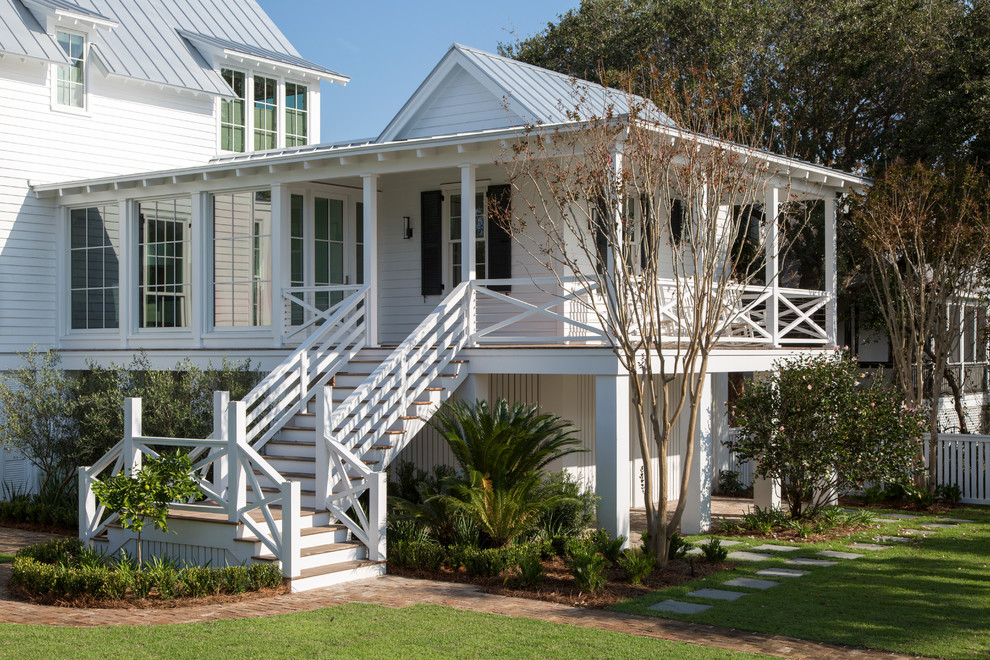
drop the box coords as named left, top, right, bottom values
left=850, top=160, right=990, bottom=488
left=498, top=70, right=815, bottom=566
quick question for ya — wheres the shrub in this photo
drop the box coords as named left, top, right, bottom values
left=461, top=546, right=512, bottom=577
left=536, top=471, right=598, bottom=539
left=936, top=484, right=962, bottom=505
left=588, top=528, right=625, bottom=564
left=730, top=351, right=926, bottom=518
left=247, top=563, right=283, bottom=590
left=513, top=549, right=545, bottom=588
left=618, top=549, right=655, bottom=585
left=667, top=532, right=689, bottom=560
left=16, top=537, right=84, bottom=564
left=389, top=540, right=445, bottom=572
left=567, top=542, right=607, bottom=593
left=718, top=469, right=751, bottom=496
left=700, top=538, right=728, bottom=563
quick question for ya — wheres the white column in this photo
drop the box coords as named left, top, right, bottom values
left=764, top=186, right=780, bottom=346
left=193, top=191, right=209, bottom=345
left=271, top=184, right=288, bottom=347
left=460, top=373, right=489, bottom=406
left=711, top=372, right=730, bottom=488
left=362, top=174, right=379, bottom=347
left=460, top=165, right=477, bottom=282
left=824, top=194, right=838, bottom=347
left=116, top=199, right=131, bottom=347
left=595, top=373, right=631, bottom=543
left=123, top=397, right=142, bottom=475
left=753, top=470, right=781, bottom=510
left=682, top=374, right=713, bottom=535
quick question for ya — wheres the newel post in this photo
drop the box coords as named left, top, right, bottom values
left=123, top=397, right=142, bottom=476
left=212, top=391, right=230, bottom=496
left=315, top=386, right=332, bottom=510
left=368, top=471, right=388, bottom=562
left=227, top=400, right=248, bottom=523
left=764, top=186, right=781, bottom=347
left=280, top=480, right=302, bottom=578
left=78, top=467, right=95, bottom=544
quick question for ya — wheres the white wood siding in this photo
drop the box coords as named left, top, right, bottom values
left=0, top=59, right=216, bottom=356
left=396, top=65, right=524, bottom=141
left=629, top=375, right=689, bottom=506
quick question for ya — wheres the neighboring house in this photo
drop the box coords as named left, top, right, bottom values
left=1, top=0, right=868, bottom=590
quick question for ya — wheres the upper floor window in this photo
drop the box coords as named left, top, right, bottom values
left=285, top=82, right=308, bottom=147
left=253, top=76, right=277, bottom=150
left=220, top=69, right=246, bottom=153
left=56, top=31, right=85, bottom=108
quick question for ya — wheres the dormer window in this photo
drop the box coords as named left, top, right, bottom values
left=55, top=30, right=85, bottom=108
left=285, top=82, right=308, bottom=147
left=220, top=69, right=246, bottom=152
left=253, top=75, right=277, bottom=150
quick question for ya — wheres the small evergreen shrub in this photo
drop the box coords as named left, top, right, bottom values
left=667, top=532, right=689, bottom=560
left=389, top=540, right=445, bottom=571
left=461, top=546, right=512, bottom=577
left=567, top=542, right=606, bottom=593
left=618, top=549, right=655, bottom=585
left=718, top=469, right=750, bottom=496
left=936, top=484, right=962, bottom=505
left=513, top=550, right=545, bottom=588
left=587, top=528, right=625, bottom=564
left=700, top=538, right=729, bottom=563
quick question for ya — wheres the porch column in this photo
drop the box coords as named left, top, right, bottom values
left=117, top=198, right=132, bottom=347
left=824, top=194, right=838, bottom=347
left=460, top=373, right=489, bottom=406
left=711, top=372, right=730, bottom=491
left=362, top=174, right=379, bottom=347
left=191, top=192, right=207, bottom=347
left=460, top=165, right=477, bottom=281
left=271, top=184, right=288, bottom=347
left=764, top=186, right=780, bottom=346
left=682, top=374, right=714, bottom=534
left=595, top=372, right=631, bottom=544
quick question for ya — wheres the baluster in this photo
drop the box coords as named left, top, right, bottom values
left=227, top=401, right=248, bottom=523
left=466, top=283, right=477, bottom=345
left=298, top=350, right=310, bottom=406
left=280, top=480, right=301, bottom=578
left=123, top=397, right=142, bottom=476
left=368, top=471, right=387, bottom=562
left=315, top=386, right=331, bottom=510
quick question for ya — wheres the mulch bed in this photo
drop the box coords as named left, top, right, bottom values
left=389, top=555, right=732, bottom=608
left=714, top=522, right=877, bottom=543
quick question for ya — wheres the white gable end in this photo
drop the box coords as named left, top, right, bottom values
left=392, top=63, right=524, bottom=141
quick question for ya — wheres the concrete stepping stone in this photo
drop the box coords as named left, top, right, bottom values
left=880, top=513, right=920, bottom=519
left=685, top=588, right=747, bottom=601
left=817, top=550, right=864, bottom=560
left=751, top=544, right=801, bottom=552
left=875, top=517, right=906, bottom=523
left=847, top=543, right=891, bottom=550
left=937, top=517, right=972, bottom=523
left=785, top=557, right=838, bottom=567
left=877, top=535, right=911, bottom=543
left=920, top=523, right=958, bottom=529
left=648, top=599, right=713, bottom=614
left=755, top=567, right=809, bottom=578
left=724, top=577, right=780, bottom=590
left=685, top=547, right=702, bottom=556
left=725, top=551, right=772, bottom=561
left=691, top=538, right=743, bottom=546
left=902, top=529, right=932, bottom=536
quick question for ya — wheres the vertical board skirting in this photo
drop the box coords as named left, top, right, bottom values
left=115, top=538, right=237, bottom=568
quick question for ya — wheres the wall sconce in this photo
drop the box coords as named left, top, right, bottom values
left=403, top=216, right=413, bottom=239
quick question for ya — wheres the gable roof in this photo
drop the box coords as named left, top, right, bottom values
left=377, top=43, right=672, bottom=143
left=0, top=0, right=347, bottom=95
left=0, top=0, right=68, bottom=62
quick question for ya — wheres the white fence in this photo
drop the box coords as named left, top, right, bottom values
left=718, top=427, right=753, bottom=490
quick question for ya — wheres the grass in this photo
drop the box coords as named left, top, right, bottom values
left=0, top=602, right=769, bottom=659
left=0, top=553, right=14, bottom=563
left=613, top=505, right=990, bottom=659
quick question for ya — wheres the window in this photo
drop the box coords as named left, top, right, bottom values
left=138, top=198, right=192, bottom=329
left=289, top=193, right=305, bottom=326
left=253, top=76, right=277, bottom=150
left=213, top=190, right=272, bottom=327
left=314, top=197, right=345, bottom=309
left=70, top=205, right=119, bottom=329
left=285, top=82, right=308, bottom=147
left=55, top=31, right=85, bottom=108
left=449, top=192, right=486, bottom=287
left=220, top=69, right=246, bottom=152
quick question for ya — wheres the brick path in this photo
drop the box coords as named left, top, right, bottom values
left=0, top=526, right=921, bottom=659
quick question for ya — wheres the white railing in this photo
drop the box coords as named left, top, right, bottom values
left=78, top=396, right=301, bottom=577
left=462, top=277, right=831, bottom=347
left=244, top=285, right=369, bottom=450
left=282, top=284, right=364, bottom=342
left=932, top=433, right=990, bottom=504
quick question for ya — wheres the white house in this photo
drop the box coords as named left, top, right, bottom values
left=1, top=0, right=870, bottom=590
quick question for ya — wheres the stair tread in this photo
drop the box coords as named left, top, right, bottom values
left=234, top=522, right=347, bottom=543
left=254, top=540, right=362, bottom=561
left=292, top=559, right=385, bottom=580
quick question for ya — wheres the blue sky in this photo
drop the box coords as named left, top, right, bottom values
left=257, top=1, right=575, bottom=142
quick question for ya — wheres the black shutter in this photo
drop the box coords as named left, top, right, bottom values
left=640, top=195, right=654, bottom=270
left=670, top=198, right=684, bottom=244
left=421, top=190, right=443, bottom=296
left=594, top=197, right=609, bottom=275
left=487, top=184, right=513, bottom=292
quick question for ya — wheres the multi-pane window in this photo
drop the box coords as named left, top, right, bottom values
left=315, top=197, right=345, bottom=309
left=213, top=190, right=272, bottom=327
left=285, top=82, right=308, bottom=147
left=289, top=194, right=305, bottom=326
left=220, top=69, right=246, bottom=152
left=253, top=76, right=277, bottom=150
left=70, top=205, right=119, bottom=329
left=449, top=193, right=485, bottom=287
left=138, top=198, right=192, bottom=329
left=56, top=31, right=85, bottom=108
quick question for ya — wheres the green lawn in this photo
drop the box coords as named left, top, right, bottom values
left=0, top=553, right=14, bottom=563
left=0, top=602, right=768, bottom=659
left=613, top=505, right=990, bottom=659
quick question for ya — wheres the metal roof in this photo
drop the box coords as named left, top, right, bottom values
left=177, top=29, right=347, bottom=82
left=0, top=0, right=68, bottom=62
left=378, top=44, right=672, bottom=142
left=1, top=0, right=344, bottom=95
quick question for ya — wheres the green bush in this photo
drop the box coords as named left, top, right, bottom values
left=700, top=538, right=729, bottom=563
left=618, top=549, right=655, bottom=585
left=513, top=549, right=545, bottom=588
left=936, top=484, right=962, bottom=505
left=567, top=542, right=607, bottom=593
left=389, top=540, right=445, bottom=572
left=667, top=532, right=689, bottom=560
left=536, top=471, right=598, bottom=539
left=461, top=546, right=512, bottom=577
left=718, top=469, right=751, bottom=496
left=588, top=528, right=625, bottom=564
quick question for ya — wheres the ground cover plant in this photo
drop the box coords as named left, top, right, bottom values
left=0, top=602, right=770, bottom=659
left=614, top=505, right=990, bottom=660
left=8, top=538, right=284, bottom=605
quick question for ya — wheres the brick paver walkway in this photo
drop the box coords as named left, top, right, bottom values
left=0, top=526, right=922, bottom=659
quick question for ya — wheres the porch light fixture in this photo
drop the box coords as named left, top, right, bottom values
left=403, top=216, right=413, bottom=239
